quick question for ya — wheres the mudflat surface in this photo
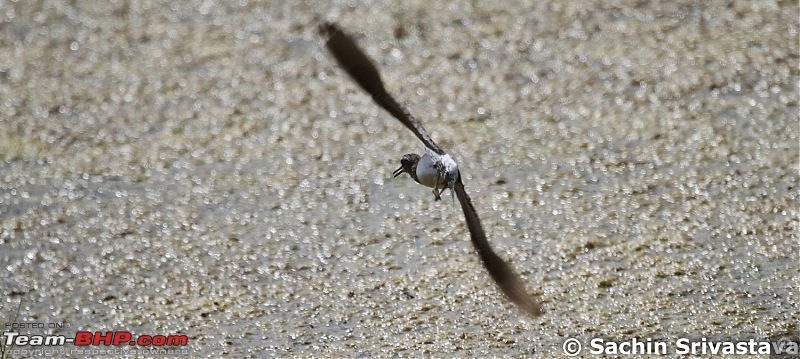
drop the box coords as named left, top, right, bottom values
left=1, top=1, right=797, bottom=357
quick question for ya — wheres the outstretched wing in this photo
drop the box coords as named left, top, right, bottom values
left=320, top=22, right=445, bottom=155
left=454, top=175, right=543, bottom=317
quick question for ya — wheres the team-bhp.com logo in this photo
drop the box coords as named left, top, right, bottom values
left=2, top=330, right=190, bottom=357
left=4, top=331, right=188, bottom=347
left=75, top=331, right=187, bottom=346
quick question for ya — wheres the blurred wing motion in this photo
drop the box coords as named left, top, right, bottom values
left=321, top=22, right=542, bottom=317
left=454, top=176, right=542, bottom=317
left=319, top=22, right=445, bottom=155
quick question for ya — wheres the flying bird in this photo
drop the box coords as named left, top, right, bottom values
left=320, top=22, right=542, bottom=317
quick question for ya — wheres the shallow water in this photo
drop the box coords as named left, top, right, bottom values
left=1, top=1, right=798, bottom=357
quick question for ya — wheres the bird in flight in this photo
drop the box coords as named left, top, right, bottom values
left=320, top=22, right=542, bottom=317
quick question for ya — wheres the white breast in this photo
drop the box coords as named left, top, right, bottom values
left=415, top=151, right=458, bottom=190
left=415, top=153, right=442, bottom=189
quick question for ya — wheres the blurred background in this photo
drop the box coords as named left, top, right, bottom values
left=1, top=1, right=797, bottom=357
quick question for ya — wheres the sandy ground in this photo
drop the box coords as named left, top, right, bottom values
left=1, top=1, right=798, bottom=358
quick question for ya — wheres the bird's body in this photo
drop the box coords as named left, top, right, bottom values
left=394, top=149, right=458, bottom=201
left=415, top=151, right=448, bottom=189
left=320, top=22, right=542, bottom=317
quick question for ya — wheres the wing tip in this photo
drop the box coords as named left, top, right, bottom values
left=502, top=282, right=544, bottom=318
left=318, top=22, right=338, bottom=39
left=517, top=299, right=544, bottom=317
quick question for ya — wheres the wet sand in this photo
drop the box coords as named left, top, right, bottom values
left=1, top=1, right=798, bottom=357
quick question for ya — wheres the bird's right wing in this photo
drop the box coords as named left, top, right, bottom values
left=320, top=22, right=446, bottom=155
left=453, top=175, right=543, bottom=317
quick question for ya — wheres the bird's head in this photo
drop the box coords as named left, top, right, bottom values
left=392, top=153, right=421, bottom=178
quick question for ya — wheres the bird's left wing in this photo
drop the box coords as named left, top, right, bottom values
left=453, top=175, right=543, bottom=317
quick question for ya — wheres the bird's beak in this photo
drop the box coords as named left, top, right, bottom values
left=392, top=166, right=405, bottom=177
